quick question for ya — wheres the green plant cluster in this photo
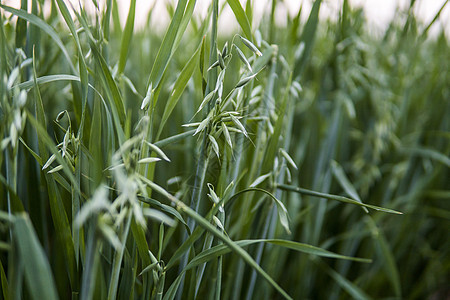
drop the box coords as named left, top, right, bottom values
left=0, top=0, right=448, bottom=299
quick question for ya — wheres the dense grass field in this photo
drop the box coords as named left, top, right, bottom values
left=0, top=0, right=449, bottom=299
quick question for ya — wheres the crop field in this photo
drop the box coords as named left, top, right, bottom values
left=0, top=0, right=449, bottom=299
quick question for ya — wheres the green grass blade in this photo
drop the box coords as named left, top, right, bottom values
left=173, top=0, right=197, bottom=51
left=318, top=260, right=372, bottom=300
left=0, top=258, right=8, bottom=299
left=261, top=72, right=292, bottom=175
left=157, top=43, right=201, bottom=138
left=147, top=0, right=189, bottom=89
left=54, top=0, right=89, bottom=133
left=293, top=0, right=322, bottom=79
left=331, top=160, right=369, bottom=213
left=402, top=146, right=450, bottom=167
left=0, top=4, right=76, bottom=74
left=276, top=184, right=403, bottom=214
left=226, top=0, right=252, bottom=40
left=153, top=130, right=196, bottom=148
left=117, top=0, right=136, bottom=74
left=108, top=211, right=132, bottom=300
left=14, top=0, right=27, bottom=49
left=0, top=172, right=24, bottom=213
left=89, top=44, right=127, bottom=136
left=366, top=217, right=402, bottom=297
left=139, top=179, right=293, bottom=300
left=15, top=74, right=81, bottom=90
left=13, top=214, right=58, bottom=300
left=163, top=274, right=184, bottom=300
left=31, top=56, right=78, bottom=291
left=184, top=239, right=370, bottom=272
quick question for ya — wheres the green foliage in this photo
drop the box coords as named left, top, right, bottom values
left=0, top=1, right=448, bottom=299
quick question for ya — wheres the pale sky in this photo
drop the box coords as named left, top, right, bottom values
left=118, top=0, right=449, bottom=35
left=3, top=0, right=450, bottom=37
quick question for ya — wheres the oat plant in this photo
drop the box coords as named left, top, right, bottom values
left=0, top=0, right=448, bottom=299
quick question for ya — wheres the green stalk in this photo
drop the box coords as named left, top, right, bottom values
left=215, top=206, right=225, bottom=300
left=155, top=271, right=165, bottom=300
left=187, top=0, right=219, bottom=229
left=107, top=210, right=132, bottom=300
left=5, top=150, right=17, bottom=236
left=194, top=233, right=214, bottom=295
left=232, top=57, right=277, bottom=300
left=246, top=78, right=296, bottom=299
left=80, top=224, right=101, bottom=300
left=177, top=0, right=219, bottom=297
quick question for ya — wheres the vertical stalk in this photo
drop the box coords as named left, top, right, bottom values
left=245, top=205, right=272, bottom=300
left=269, top=0, right=277, bottom=43
left=177, top=1, right=219, bottom=298
left=155, top=271, right=166, bottom=300
left=5, top=149, right=17, bottom=238
left=232, top=57, right=277, bottom=300
left=80, top=223, right=100, bottom=300
left=194, top=233, right=214, bottom=295
left=187, top=0, right=219, bottom=225
left=246, top=86, right=295, bottom=300
left=107, top=210, right=132, bottom=300
left=215, top=206, right=225, bottom=300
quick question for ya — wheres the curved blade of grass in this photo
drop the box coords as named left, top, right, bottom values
left=181, top=208, right=292, bottom=299
left=138, top=196, right=190, bottom=233
left=167, top=236, right=370, bottom=297
left=241, top=187, right=290, bottom=234
left=276, top=184, right=403, bottom=214
left=0, top=4, right=76, bottom=74
left=402, top=146, right=450, bottom=167
left=13, top=214, right=58, bottom=300
left=331, top=160, right=368, bottom=213
left=184, top=239, right=370, bottom=272
left=226, top=0, right=252, bottom=40
left=14, top=74, right=81, bottom=90
left=165, top=185, right=294, bottom=270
